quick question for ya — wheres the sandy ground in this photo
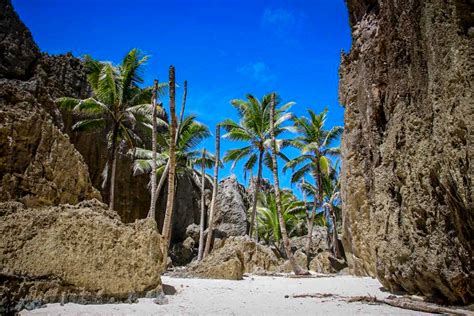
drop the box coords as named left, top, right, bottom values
left=22, top=275, right=433, bottom=315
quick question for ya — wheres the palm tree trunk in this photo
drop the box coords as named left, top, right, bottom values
left=162, top=66, right=177, bottom=251
left=329, top=204, right=341, bottom=258
left=106, top=122, right=120, bottom=210
left=306, top=163, right=323, bottom=259
left=305, top=203, right=316, bottom=257
left=148, top=79, right=159, bottom=219
left=269, top=93, right=308, bottom=275
left=198, top=148, right=206, bottom=261
left=249, top=150, right=263, bottom=240
left=152, top=161, right=169, bottom=211
left=110, top=146, right=118, bottom=211
left=151, top=81, right=187, bottom=214
left=178, top=80, right=187, bottom=131
left=203, top=125, right=220, bottom=257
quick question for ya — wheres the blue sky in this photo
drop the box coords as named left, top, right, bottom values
left=13, top=0, right=351, bottom=194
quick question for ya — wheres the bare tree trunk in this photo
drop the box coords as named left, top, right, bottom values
left=151, top=81, right=187, bottom=214
left=162, top=66, right=177, bottom=251
left=249, top=150, right=263, bottom=240
left=106, top=122, right=119, bottom=210
left=305, top=203, right=316, bottom=256
left=269, top=93, right=308, bottom=275
left=306, top=165, right=322, bottom=258
left=301, top=178, right=313, bottom=262
left=148, top=79, right=159, bottom=219
left=178, top=80, right=187, bottom=131
left=198, top=148, right=206, bottom=261
left=203, top=126, right=220, bottom=257
left=110, top=146, right=118, bottom=211
left=328, top=204, right=341, bottom=258
left=153, top=162, right=169, bottom=211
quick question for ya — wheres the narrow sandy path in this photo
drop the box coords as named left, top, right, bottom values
left=23, top=275, right=433, bottom=315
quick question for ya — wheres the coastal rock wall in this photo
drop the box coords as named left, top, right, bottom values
left=340, top=0, right=473, bottom=304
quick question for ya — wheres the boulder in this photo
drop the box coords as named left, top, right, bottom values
left=277, top=250, right=308, bottom=273
left=0, top=199, right=165, bottom=313
left=175, top=236, right=283, bottom=279
left=169, top=237, right=196, bottom=266
left=309, top=252, right=347, bottom=274
left=340, top=0, right=473, bottom=304
left=212, top=176, right=248, bottom=238
left=185, top=223, right=201, bottom=243
left=290, top=226, right=329, bottom=255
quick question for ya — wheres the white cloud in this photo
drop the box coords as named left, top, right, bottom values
left=238, top=62, right=276, bottom=84
left=261, top=8, right=304, bottom=37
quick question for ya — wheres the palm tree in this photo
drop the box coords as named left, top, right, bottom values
left=198, top=148, right=207, bottom=261
left=221, top=93, right=294, bottom=239
left=269, top=92, right=308, bottom=275
left=56, top=49, right=166, bottom=210
left=300, top=180, right=328, bottom=256
left=284, top=109, right=342, bottom=257
left=132, top=114, right=213, bottom=190
left=204, top=125, right=221, bottom=257
left=163, top=65, right=177, bottom=249
left=149, top=79, right=159, bottom=219
left=256, top=190, right=306, bottom=246
left=321, top=167, right=342, bottom=258
left=148, top=81, right=188, bottom=216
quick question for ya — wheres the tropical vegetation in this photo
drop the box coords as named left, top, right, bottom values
left=59, top=48, right=344, bottom=267
left=56, top=49, right=167, bottom=210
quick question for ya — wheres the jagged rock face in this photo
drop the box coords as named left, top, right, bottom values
left=340, top=0, right=473, bottom=304
left=212, top=175, right=249, bottom=238
left=0, top=0, right=39, bottom=79
left=0, top=200, right=164, bottom=313
left=0, top=83, right=100, bottom=206
left=0, top=0, right=183, bottom=223
left=0, top=0, right=100, bottom=207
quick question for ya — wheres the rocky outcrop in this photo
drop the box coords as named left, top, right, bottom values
left=0, top=0, right=100, bottom=207
left=212, top=175, right=249, bottom=238
left=340, top=0, right=473, bottom=304
left=309, top=252, right=347, bottom=274
left=0, top=0, right=39, bottom=79
left=0, top=200, right=165, bottom=313
left=0, top=87, right=100, bottom=206
left=172, top=236, right=283, bottom=280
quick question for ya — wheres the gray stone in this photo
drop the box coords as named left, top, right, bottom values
left=213, top=175, right=249, bottom=238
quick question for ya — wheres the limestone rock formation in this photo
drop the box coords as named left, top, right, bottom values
left=309, top=252, right=347, bottom=274
left=173, top=236, right=283, bottom=280
left=0, top=200, right=164, bottom=313
left=0, top=74, right=100, bottom=208
left=212, top=175, right=249, bottom=238
left=0, top=0, right=39, bottom=79
left=0, top=0, right=99, bottom=207
left=340, top=0, right=473, bottom=304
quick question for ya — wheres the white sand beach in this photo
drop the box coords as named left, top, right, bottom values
left=22, top=275, right=433, bottom=315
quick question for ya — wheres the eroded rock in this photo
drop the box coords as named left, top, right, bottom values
left=340, top=0, right=473, bottom=304
left=0, top=200, right=165, bottom=313
left=173, top=236, right=283, bottom=280
left=212, top=175, right=249, bottom=238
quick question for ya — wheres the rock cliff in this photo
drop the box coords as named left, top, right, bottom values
left=0, top=0, right=99, bottom=207
left=340, top=0, right=473, bottom=304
